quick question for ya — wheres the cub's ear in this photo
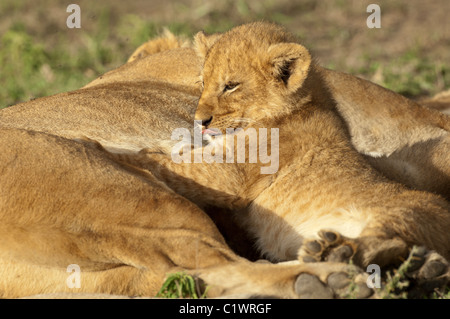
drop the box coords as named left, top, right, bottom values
left=267, top=43, right=311, bottom=92
left=193, top=31, right=223, bottom=61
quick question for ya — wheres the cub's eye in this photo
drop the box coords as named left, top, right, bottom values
left=223, top=82, right=239, bottom=93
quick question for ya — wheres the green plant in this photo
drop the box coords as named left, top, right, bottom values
left=156, top=272, right=209, bottom=299
left=0, top=25, right=48, bottom=107
left=430, top=287, right=450, bottom=299
left=378, top=246, right=419, bottom=299
left=338, top=261, right=361, bottom=299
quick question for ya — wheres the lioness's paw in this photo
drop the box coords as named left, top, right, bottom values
left=294, top=264, right=373, bottom=299
left=298, top=229, right=356, bottom=264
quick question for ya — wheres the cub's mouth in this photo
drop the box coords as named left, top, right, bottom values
left=198, top=116, right=222, bottom=136
left=201, top=128, right=222, bottom=136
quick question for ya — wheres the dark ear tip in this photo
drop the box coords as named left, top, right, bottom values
left=279, top=60, right=295, bottom=85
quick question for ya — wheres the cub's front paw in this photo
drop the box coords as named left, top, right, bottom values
left=298, top=229, right=356, bottom=264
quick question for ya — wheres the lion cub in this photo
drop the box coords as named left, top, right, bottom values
left=120, top=22, right=450, bottom=270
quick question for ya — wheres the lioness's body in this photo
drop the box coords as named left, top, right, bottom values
left=322, top=69, right=450, bottom=200
left=0, top=48, right=200, bottom=153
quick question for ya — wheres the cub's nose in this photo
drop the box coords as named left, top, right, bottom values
left=201, top=116, right=213, bottom=128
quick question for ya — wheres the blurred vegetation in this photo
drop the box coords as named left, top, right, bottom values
left=0, top=0, right=449, bottom=108
left=358, top=48, right=449, bottom=97
left=0, top=7, right=163, bottom=108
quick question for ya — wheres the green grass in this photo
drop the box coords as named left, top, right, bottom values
left=356, top=49, right=450, bottom=98
left=0, top=14, right=162, bottom=109
left=430, top=287, right=450, bottom=299
left=332, top=246, right=449, bottom=299
left=3, top=21, right=444, bottom=109
left=156, top=272, right=208, bottom=299
left=374, top=246, right=449, bottom=299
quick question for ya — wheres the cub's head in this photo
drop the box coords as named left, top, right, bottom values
left=194, top=22, right=312, bottom=133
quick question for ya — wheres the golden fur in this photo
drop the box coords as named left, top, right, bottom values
left=118, top=22, right=450, bottom=270
left=419, top=89, right=450, bottom=115
left=126, top=28, right=189, bottom=63
left=322, top=70, right=450, bottom=200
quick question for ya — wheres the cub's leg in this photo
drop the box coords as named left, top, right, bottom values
left=299, top=229, right=409, bottom=266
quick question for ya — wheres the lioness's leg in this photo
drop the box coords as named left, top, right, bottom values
left=191, top=260, right=372, bottom=299
left=320, top=67, right=450, bottom=200
left=0, top=128, right=236, bottom=297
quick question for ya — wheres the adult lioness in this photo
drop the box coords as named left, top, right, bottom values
left=420, top=89, right=450, bottom=115
left=322, top=70, right=450, bottom=201
left=117, top=22, right=450, bottom=285
left=0, top=35, right=368, bottom=299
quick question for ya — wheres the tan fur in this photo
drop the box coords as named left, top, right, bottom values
left=0, top=33, right=365, bottom=298
left=120, top=22, right=450, bottom=269
left=86, top=47, right=201, bottom=90
left=419, top=89, right=450, bottom=115
left=321, top=69, right=450, bottom=199
left=127, top=28, right=189, bottom=63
